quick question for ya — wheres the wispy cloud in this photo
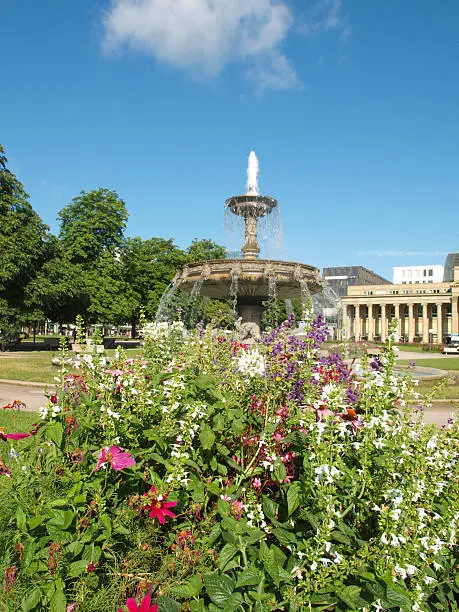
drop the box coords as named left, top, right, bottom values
left=102, top=0, right=347, bottom=92
left=357, top=250, right=448, bottom=258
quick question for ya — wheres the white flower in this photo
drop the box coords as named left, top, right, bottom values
left=39, top=406, right=48, bottom=419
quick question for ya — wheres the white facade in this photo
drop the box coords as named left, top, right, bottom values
left=393, top=265, right=444, bottom=285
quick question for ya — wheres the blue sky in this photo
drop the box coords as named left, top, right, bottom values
left=2, top=0, right=458, bottom=281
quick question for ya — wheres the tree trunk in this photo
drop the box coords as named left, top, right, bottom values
left=131, top=320, right=137, bottom=339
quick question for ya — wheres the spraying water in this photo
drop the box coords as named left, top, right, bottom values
left=247, top=151, right=260, bottom=195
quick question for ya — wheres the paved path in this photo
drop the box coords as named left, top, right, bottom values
left=397, top=350, right=448, bottom=361
left=0, top=382, right=53, bottom=412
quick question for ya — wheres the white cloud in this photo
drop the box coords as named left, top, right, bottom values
left=357, top=250, right=448, bottom=258
left=102, top=0, right=297, bottom=90
left=298, top=0, right=344, bottom=36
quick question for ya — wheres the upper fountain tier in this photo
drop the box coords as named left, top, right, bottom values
left=225, top=151, right=278, bottom=259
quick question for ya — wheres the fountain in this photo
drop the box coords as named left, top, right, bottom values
left=169, top=151, right=323, bottom=337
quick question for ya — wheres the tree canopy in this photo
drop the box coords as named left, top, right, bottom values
left=58, top=188, right=128, bottom=263
left=0, top=144, right=54, bottom=336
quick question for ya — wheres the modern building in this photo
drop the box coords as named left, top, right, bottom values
left=342, top=263, right=459, bottom=344
left=323, top=266, right=391, bottom=298
left=393, top=265, right=444, bottom=285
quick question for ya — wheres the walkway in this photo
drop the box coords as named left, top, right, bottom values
left=0, top=381, right=52, bottom=412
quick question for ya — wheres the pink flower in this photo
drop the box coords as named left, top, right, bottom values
left=142, top=485, right=177, bottom=524
left=66, top=603, right=77, bottom=612
left=177, top=529, right=195, bottom=550
left=117, top=595, right=157, bottom=612
left=252, top=478, right=262, bottom=490
left=231, top=500, right=244, bottom=520
left=94, top=446, right=136, bottom=472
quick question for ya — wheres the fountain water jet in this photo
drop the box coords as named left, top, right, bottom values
left=168, top=151, right=323, bottom=337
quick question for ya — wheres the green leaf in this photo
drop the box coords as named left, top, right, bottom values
left=259, top=541, right=280, bottom=587
left=50, top=587, right=66, bottom=612
left=100, top=514, right=112, bottom=537
left=68, top=560, right=90, bottom=577
left=287, top=483, right=300, bottom=516
left=21, top=587, right=42, bottom=611
left=28, top=516, right=45, bottom=530
left=16, top=506, right=27, bottom=531
left=156, top=596, right=181, bottom=612
left=261, top=496, right=279, bottom=523
left=330, top=530, right=351, bottom=545
left=272, top=458, right=287, bottom=483
left=218, top=543, right=239, bottom=571
left=236, top=566, right=261, bottom=587
left=272, top=527, right=297, bottom=546
left=204, top=573, right=235, bottom=608
left=200, top=424, right=216, bottom=450
left=189, top=601, right=206, bottom=612
left=194, top=374, right=216, bottom=390
left=46, top=422, right=63, bottom=447
left=223, top=592, right=243, bottom=612
left=385, top=587, right=413, bottom=610
left=47, top=509, right=74, bottom=530
left=337, top=585, right=364, bottom=608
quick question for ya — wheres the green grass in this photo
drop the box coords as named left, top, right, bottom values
left=396, top=344, right=438, bottom=353
left=398, top=357, right=459, bottom=370
left=0, top=410, right=39, bottom=462
left=0, top=348, right=142, bottom=383
left=417, top=379, right=459, bottom=401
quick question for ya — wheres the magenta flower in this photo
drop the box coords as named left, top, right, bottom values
left=142, top=485, right=177, bottom=524
left=94, top=446, right=136, bottom=472
left=117, top=595, right=158, bottom=612
left=0, top=430, right=30, bottom=441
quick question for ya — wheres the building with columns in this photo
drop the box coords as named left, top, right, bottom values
left=342, top=264, right=459, bottom=344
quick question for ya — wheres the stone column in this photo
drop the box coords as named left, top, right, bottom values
left=408, top=303, right=416, bottom=343
left=380, top=304, right=387, bottom=342
left=396, top=304, right=403, bottom=341
left=367, top=303, right=374, bottom=341
left=452, top=296, right=458, bottom=336
left=436, top=303, right=443, bottom=344
left=345, top=305, right=353, bottom=340
left=355, top=305, right=362, bottom=340
left=422, top=303, right=429, bottom=344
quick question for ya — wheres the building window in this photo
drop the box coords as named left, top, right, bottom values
left=423, top=269, right=427, bottom=276
left=428, top=269, right=433, bottom=276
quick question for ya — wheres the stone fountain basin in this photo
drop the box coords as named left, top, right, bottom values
left=174, top=258, right=323, bottom=300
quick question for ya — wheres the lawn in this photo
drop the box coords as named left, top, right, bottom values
left=398, top=357, right=459, bottom=370
left=396, top=344, right=440, bottom=354
left=0, top=348, right=142, bottom=383
left=0, top=409, right=38, bottom=462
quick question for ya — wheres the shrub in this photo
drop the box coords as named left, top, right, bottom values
left=0, top=316, right=457, bottom=611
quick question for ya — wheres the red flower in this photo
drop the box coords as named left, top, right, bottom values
left=2, top=400, right=26, bottom=411
left=117, top=595, right=158, bottom=612
left=142, top=485, right=177, bottom=524
left=0, top=460, right=12, bottom=478
left=94, top=446, right=136, bottom=472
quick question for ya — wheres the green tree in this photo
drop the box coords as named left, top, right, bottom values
left=186, top=238, right=227, bottom=262
left=58, top=188, right=128, bottom=263
left=0, top=144, right=54, bottom=344
left=122, top=237, right=187, bottom=335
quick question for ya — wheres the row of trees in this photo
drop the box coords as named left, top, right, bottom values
left=0, top=143, right=228, bottom=341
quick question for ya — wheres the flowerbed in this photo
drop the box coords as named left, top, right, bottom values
left=0, top=315, right=458, bottom=611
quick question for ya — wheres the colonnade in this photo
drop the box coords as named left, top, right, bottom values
left=344, top=297, right=459, bottom=344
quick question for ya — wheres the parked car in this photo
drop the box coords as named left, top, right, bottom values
left=442, top=344, right=459, bottom=355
